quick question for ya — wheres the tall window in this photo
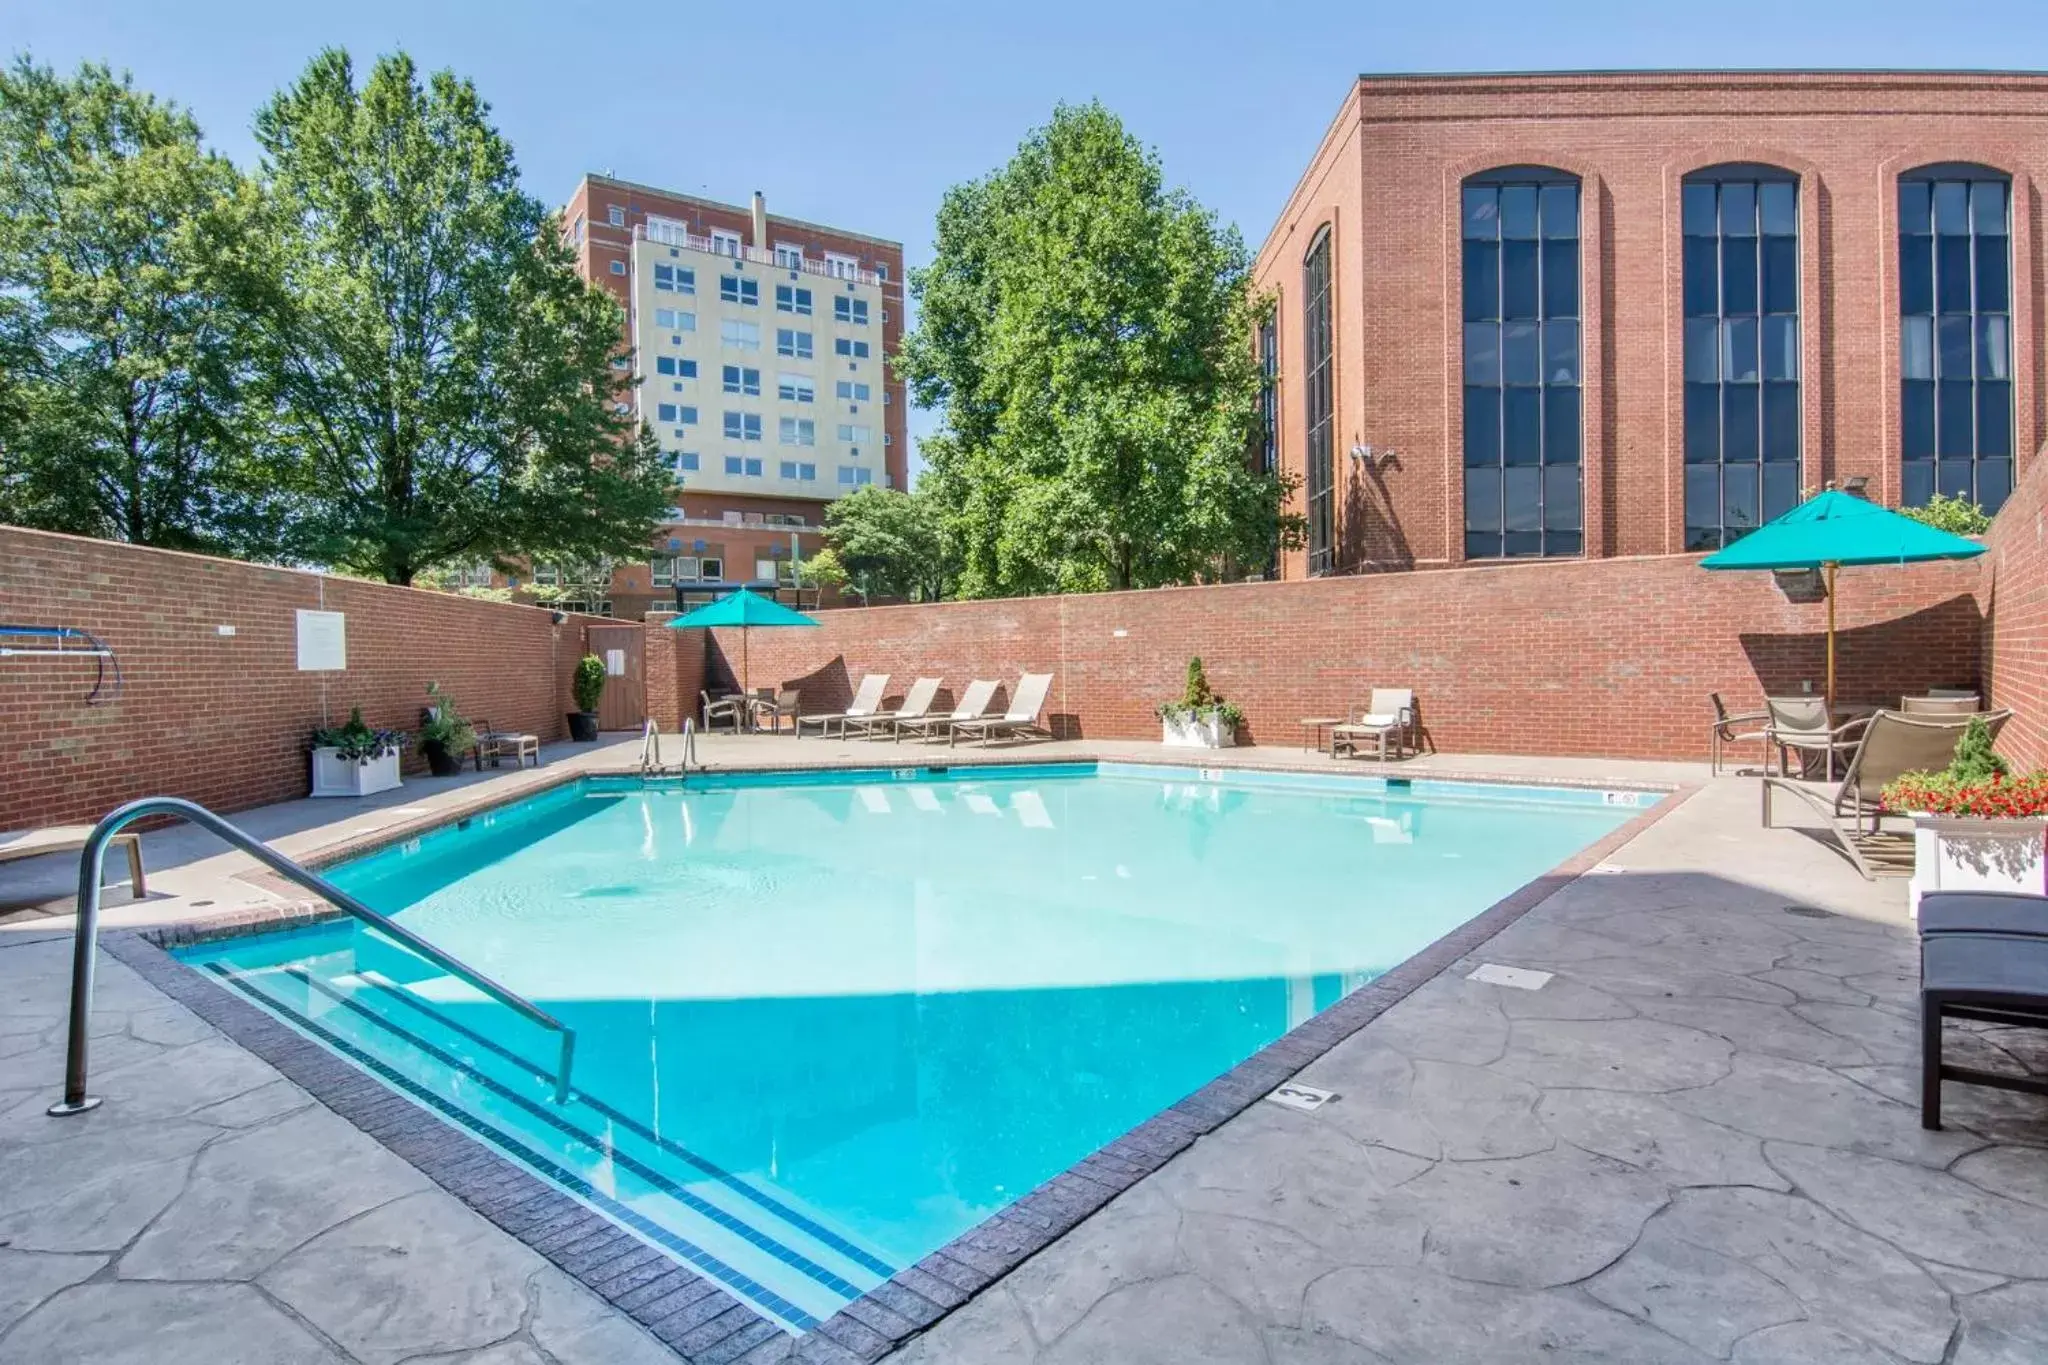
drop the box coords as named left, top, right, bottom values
left=1257, top=317, right=1278, bottom=476
left=1462, top=169, right=1581, bottom=558
left=1683, top=167, right=1801, bottom=550
left=1900, top=165, right=2012, bottom=512
left=1302, top=231, right=1334, bottom=575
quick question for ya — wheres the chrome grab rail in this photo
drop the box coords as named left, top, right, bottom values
left=48, top=796, right=576, bottom=1116
left=639, top=717, right=696, bottom=775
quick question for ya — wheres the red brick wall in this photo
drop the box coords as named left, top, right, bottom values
left=721, top=551, right=1983, bottom=760
left=644, top=625, right=707, bottom=733
left=1982, top=449, right=2048, bottom=770
left=1253, top=71, right=2048, bottom=577
left=0, top=527, right=610, bottom=828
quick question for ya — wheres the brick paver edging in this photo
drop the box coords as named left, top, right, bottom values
left=106, top=777, right=1700, bottom=1364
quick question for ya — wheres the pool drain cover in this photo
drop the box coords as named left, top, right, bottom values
left=1783, top=904, right=1837, bottom=919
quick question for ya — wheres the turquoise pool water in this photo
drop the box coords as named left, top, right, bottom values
left=179, top=762, right=1642, bottom=1331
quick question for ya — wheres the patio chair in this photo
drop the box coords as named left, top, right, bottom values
left=0, top=824, right=145, bottom=897
left=1707, top=693, right=1771, bottom=776
left=897, top=679, right=998, bottom=744
left=949, top=673, right=1054, bottom=747
left=1920, top=890, right=2048, bottom=938
left=1901, top=695, right=1980, bottom=716
left=843, top=677, right=942, bottom=740
left=1920, top=930, right=2048, bottom=1129
left=1760, top=708, right=2011, bottom=880
left=1763, top=695, right=1869, bottom=781
left=795, top=673, right=890, bottom=740
left=472, top=720, right=540, bottom=770
left=750, top=688, right=801, bottom=734
left=701, top=690, right=748, bottom=734
left=1332, top=689, right=1416, bottom=762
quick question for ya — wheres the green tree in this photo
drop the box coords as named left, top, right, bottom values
left=898, top=101, right=1299, bottom=597
left=820, top=485, right=954, bottom=601
left=0, top=58, right=270, bottom=551
left=1900, top=492, right=1992, bottom=536
left=235, top=49, right=670, bottom=584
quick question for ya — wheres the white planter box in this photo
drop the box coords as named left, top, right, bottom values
left=1161, top=712, right=1236, bottom=749
left=1909, top=813, right=2048, bottom=916
left=310, top=747, right=403, bottom=798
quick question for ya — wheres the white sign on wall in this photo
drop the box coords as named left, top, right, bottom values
left=604, top=648, right=626, bottom=676
left=295, top=609, right=347, bottom=672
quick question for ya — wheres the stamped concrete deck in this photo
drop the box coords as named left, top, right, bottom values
left=2, top=738, right=2045, bottom=1364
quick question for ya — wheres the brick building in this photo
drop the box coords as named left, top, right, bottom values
left=555, top=174, right=907, bottom=616
left=1251, top=70, right=2048, bottom=580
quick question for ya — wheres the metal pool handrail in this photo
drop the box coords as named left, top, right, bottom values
left=640, top=716, right=696, bottom=775
left=47, top=796, right=576, bottom=1116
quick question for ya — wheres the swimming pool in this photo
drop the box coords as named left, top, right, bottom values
left=178, top=762, right=1645, bottom=1333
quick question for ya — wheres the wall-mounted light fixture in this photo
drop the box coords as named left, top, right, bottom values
left=1841, top=475, right=1870, bottom=497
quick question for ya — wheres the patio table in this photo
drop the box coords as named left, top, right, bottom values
left=1298, top=716, right=1345, bottom=753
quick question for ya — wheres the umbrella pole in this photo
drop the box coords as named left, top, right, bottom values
left=1824, top=561, right=1837, bottom=713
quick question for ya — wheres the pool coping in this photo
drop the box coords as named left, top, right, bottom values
left=115, top=761, right=1702, bottom=1364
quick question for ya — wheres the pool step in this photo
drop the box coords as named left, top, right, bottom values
left=205, top=951, right=890, bottom=1332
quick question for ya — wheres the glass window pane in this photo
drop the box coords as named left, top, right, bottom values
left=1500, top=186, right=1538, bottom=239
left=1902, top=458, right=1934, bottom=508
left=1722, top=317, right=1759, bottom=383
left=1463, top=240, right=1500, bottom=321
left=1935, top=181, right=1970, bottom=234
left=1685, top=384, right=1721, bottom=463
left=1685, top=318, right=1720, bottom=383
left=1978, top=315, right=2010, bottom=380
left=1539, top=184, right=1578, bottom=239
left=1763, top=382, right=1800, bottom=462
left=1503, top=387, right=1541, bottom=464
left=1723, top=385, right=1760, bottom=462
left=1543, top=464, right=1581, bottom=531
left=1976, top=240, right=2009, bottom=313
left=1504, top=467, right=1541, bottom=530
left=1720, top=182, right=1756, bottom=235
left=1545, top=530, right=1582, bottom=556
left=1938, top=237, right=1972, bottom=312
left=1902, top=316, right=1934, bottom=380
left=1685, top=466, right=1723, bottom=550
left=1938, top=380, right=1975, bottom=455
left=1902, top=380, right=1936, bottom=458
left=1464, top=386, right=1499, bottom=467
left=1760, top=182, right=1797, bottom=236
left=1502, top=241, right=1538, bottom=318
left=1682, top=182, right=1718, bottom=236
left=1466, top=531, right=1500, bottom=559
left=1980, top=457, right=2013, bottom=512
left=1979, top=380, right=2012, bottom=456
left=1763, top=462, right=1799, bottom=522
left=1937, top=458, right=1973, bottom=499
left=1762, top=315, right=1798, bottom=381
left=1463, top=323, right=1499, bottom=384
left=1973, top=180, right=2008, bottom=234
left=1722, top=237, right=1758, bottom=314
left=1683, top=238, right=1720, bottom=317
left=1899, top=180, right=1932, bottom=233
left=1723, top=465, right=1761, bottom=535
left=1542, top=320, right=1579, bottom=384
left=1503, top=321, right=1539, bottom=384
left=1541, top=239, right=1578, bottom=318
left=1503, top=530, right=1543, bottom=557
left=1544, top=387, right=1580, bottom=465
left=1761, top=237, right=1798, bottom=314
left=1462, top=187, right=1498, bottom=240
left=1900, top=235, right=1934, bottom=315
left=1464, top=469, right=1501, bottom=533
left=1937, top=315, right=1972, bottom=378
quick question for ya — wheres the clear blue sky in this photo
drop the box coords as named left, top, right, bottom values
left=9, top=0, right=2048, bottom=457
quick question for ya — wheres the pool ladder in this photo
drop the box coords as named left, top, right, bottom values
left=47, top=797, right=577, bottom=1117
left=639, top=716, right=696, bottom=777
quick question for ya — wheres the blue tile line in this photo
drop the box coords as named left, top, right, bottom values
left=344, top=963, right=898, bottom=1280
left=199, top=962, right=825, bottom=1330
left=275, top=965, right=869, bottom=1303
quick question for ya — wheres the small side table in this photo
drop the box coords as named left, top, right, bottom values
left=1299, top=717, right=1345, bottom=754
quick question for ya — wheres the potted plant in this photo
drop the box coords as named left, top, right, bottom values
left=309, top=707, right=406, bottom=797
left=1882, top=717, right=2048, bottom=914
left=568, top=653, right=606, bottom=742
left=418, top=682, right=477, bottom=777
left=1157, top=657, right=1241, bottom=749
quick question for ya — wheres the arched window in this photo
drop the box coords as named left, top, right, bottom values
left=1682, top=164, right=1801, bottom=550
left=1900, top=164, right=2012, bottom=512
left=1462, top=167, right=1581, bottom=558
left=1302, top=229, right=1335, bottom=575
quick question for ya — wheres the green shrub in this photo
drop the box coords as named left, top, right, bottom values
left=419, top=682, right=476, bottom=754
left=572, top=654, right=606, bottom=713
left=1900, top=493, right=1991, bottom=536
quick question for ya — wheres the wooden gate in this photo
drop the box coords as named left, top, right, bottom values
left=585, top=624, right=645, bottom=732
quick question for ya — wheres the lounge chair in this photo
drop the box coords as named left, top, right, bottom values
left=843, top=678, right=942, bottom=740
left=1708, top=693, right=1771, bottom=776
left=701, top=690, right=748, bottom=734
left=1920, top=890, right=2048, bottom=938
left=750, top=688, right=801, bottom=734
left=1332, top=689, right=1416, bottom=761
left=472, top=720, right=540, bottom=770
left=1920, top=929, right=2048, bottom=1129
left=1760, top=708, right=2011, bottom=879
left=1901, top=695, right=1981, bottom=716
left=1763, top=695, right=1870, bottom=781
left=0, top=824, right=145, bottom=897
left=795, top=673, right=889, bottom=740
left=950, top=673, right=1054, bottom=747
left=897, top=679, right=998, bottom=744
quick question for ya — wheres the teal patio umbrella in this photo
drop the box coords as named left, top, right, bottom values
left=1700, top=489, right=1985, bottom=708
left=666, top=588, right=818, bottom=697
